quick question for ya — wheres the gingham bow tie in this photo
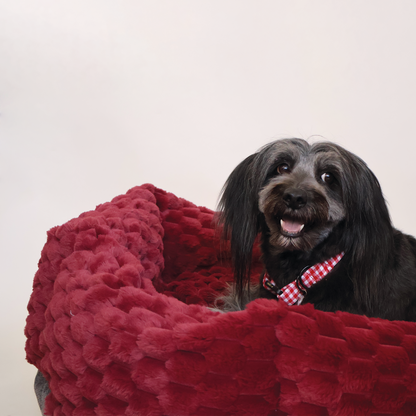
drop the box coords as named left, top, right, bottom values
left=263, top=252, right=345, bottom=306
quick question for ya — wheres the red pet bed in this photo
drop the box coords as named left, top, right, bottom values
left=25, top=184, right=416, bottom=416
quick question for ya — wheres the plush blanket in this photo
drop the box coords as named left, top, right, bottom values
left=25, top=184, right=416, bottom=416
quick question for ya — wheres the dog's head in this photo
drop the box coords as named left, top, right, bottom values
left=257, top=140, right=346, bottom=252
left=218, top=138, right=392, bottom=297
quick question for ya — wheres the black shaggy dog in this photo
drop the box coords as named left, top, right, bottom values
left=218, top=138, right=416, bottom=321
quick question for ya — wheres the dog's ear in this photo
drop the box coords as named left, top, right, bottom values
left=341, top=154, right=392, bottom=248
left=339, top=151, right=394, bottom=313
left=217, top=153, right=261, bottom=300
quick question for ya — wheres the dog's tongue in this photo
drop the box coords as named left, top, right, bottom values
left=281, top=219, right=304, bottom=234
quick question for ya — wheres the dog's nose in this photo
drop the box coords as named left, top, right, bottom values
left=283, top=189, right=307, bottom=210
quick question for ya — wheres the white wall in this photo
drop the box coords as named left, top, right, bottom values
left=2, top=1, right=416, bottom=414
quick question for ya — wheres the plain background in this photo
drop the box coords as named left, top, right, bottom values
left=2, top=1, right=416, bottom=414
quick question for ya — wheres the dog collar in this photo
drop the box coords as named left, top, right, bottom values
left=262, top=252, right=345, bottom=306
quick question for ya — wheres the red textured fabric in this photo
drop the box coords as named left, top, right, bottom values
left=25, top=184, right=416, bottom=416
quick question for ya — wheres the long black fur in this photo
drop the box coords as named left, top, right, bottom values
left=218, top=138, right=416, bottom=321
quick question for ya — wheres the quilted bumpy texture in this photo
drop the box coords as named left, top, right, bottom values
left=25, top=184, right=416, bottom=416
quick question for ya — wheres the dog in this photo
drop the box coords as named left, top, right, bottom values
left=217, top=138, right=416, bottom=321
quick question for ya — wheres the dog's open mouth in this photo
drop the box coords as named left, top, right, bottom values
left=280, top=218, right=305, bottom=237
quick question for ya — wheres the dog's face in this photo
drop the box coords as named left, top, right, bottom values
left=257, top=141, right=346, bottom=252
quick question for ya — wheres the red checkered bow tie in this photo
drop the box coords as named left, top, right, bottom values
left=262, top=252, right=345, bottom=306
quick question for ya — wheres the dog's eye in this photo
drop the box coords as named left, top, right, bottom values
left=321, top=172, right=334, bottom=184
left=277, top=163, right=291, bottom=175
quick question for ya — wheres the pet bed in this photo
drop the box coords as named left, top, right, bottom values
left=25, top=184, right=416, bottom=416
